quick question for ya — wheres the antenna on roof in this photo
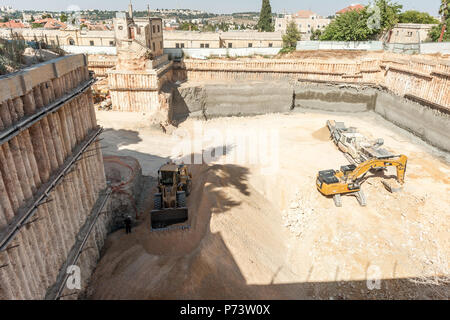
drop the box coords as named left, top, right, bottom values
left=147, top=4, right=150, bottom=18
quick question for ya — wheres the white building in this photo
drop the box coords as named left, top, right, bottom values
left=275, top=10, right=330, bottom=40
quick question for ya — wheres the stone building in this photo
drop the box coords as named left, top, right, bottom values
left=387, top=23, right=436, bottom=44
left=163, top=31, right=283, bottom=49
left=113, top=3, right=163, bottom=58
left=0, top=27, right=116, bottom=47
left=220, top=31, right=283, bottom=48
left=107, top=5, right=173, bottom=118
left=164, top=31, right=221, bottom=49
left=275, top=10, right=330, bottom=40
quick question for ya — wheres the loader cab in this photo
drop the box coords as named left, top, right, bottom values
left=158, top=163, right=180, bottom=186
left=160, top=171, right=175, bottom=185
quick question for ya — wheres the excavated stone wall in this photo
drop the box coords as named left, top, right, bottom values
left=170, top=54, right=449, bottom=152
left=0, top=55, right=109, bottom=300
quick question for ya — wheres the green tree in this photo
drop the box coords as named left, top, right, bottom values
left=31, top=22, right=44, bottom=29
left=257, top=0, right=274, bottom=32
left=320, top=0, right=401, bottom=41
left=440, top=0, right=450, bottom=20
left=310, top=28, right=322, bottom=40
left=399, top=10, right=439, bottom=24
left=375, top=0, right=402, bottom=33
left=178, top=22, right=199, bottom=31
left=281, top=21, right=301, bottom=52
left=429, top=0, right=450, bottom=41
left=320, top=9, right=376, bottom=41
left=60, top=13, right=68, bottom=23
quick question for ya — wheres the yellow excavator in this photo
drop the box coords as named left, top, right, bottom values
left=316, top=155, right=407, bottom=207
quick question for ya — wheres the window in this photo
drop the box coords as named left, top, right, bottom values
left=153, top=25, right=156, bottom=33
left=109, top=41, right=115, bottom=46
left=161, top=41, right=163, bottom=49
left=228, top=43, right=233, bottom=48
left=153, top=42, right=156, bottom=51
left=269, top=43, right=273, bottom=48
left=157, top=25, right=160, bottom=33
left=181, top=43, right=185, bottom=48
left=200, top=43, right=205, bottom=48
left=248, top=43, right=253, bottom=48
left=176, top=43, right=180, bottom=48
left=89, top=40, right=94, bottom=46
left=205, top=43, right=209, bottom=48
left=407, top=31, right=413, bottom=37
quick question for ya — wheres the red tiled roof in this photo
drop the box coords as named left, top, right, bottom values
left=38, top=18, right=67, bottom=29
left=336, top=4, right=365, bottom=14
left=0, top=20, right=25, bottom=28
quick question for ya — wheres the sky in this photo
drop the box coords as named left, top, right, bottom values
left=7, top=0, right=441, bottom=16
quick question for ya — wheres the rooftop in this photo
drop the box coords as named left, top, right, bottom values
left=336, top=4, right=365, bottom=15
left=294, top=10, right=317, bottom=18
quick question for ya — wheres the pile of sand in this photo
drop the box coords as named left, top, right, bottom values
left=87, top=112, right=450, bottom=300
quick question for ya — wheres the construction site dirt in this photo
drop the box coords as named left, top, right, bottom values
left=86, top=108, right=449, bottom=300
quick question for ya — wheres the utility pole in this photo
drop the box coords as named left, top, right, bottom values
left=439, top=0, right=448, bottom=42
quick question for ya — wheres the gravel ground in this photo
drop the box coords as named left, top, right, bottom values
left=87, top=110, right=449, bottom=300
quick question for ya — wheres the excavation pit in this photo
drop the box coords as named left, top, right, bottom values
left=88, top=80, right=450, bottom=300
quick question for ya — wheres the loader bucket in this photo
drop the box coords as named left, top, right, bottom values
left=150, top=208, right=189, bottom=229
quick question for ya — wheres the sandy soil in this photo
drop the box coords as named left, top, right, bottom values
left=87, top=110, right=450, bottom=300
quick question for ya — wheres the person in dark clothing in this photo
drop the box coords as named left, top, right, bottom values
left=125, top=215, right=132, bottom=234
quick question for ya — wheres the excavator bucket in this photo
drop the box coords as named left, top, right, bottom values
left=150, top=208, right=189, bottom=230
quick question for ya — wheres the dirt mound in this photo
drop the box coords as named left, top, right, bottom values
left=312, top=126, right=331, bottom=142
left=87, top=164, right=293, bottom=299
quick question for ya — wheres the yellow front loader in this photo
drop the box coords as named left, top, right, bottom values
left=317, top=155, right=407, bottom=207
left=150, top=163, right=192, bottom=230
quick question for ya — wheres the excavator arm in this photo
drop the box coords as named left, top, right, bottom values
left=347, top=155, right=408, bottom=184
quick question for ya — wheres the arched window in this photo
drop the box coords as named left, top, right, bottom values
left=68, top=38, right=75, bottom=45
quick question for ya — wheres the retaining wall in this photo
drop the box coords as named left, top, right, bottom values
left=172, top=82, right=293, bottom=120
left=420, top=42, right=450, bottom=55
left=173, top=53, right=449, bottom=152
left=297, top=41, right=384, bottom=51
left=0, top=55, right=109, bottom=300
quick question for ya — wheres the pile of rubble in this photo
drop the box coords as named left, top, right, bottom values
left=282, top=189, right=316, bottom=238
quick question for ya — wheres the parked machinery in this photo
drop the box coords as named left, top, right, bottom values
left=327, top=120, right=393, bottom=164
left=316, top=155, right=408, bottom=207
